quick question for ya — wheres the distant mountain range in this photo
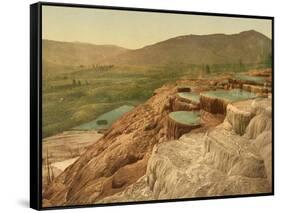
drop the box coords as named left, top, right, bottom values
left=43, top=40, right=128, bottom=67
left=43, top=30, right=271, bottom=68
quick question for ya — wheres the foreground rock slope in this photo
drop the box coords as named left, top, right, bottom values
left=98, top=98, right=272, bottom=203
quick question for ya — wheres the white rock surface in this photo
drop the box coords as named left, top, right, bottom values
left=101, top=98, right=272, bottom=202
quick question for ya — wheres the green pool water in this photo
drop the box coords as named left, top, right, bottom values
left=73, top=105, right=134, bottom=130
left=201, top=89, right=256, bottom=102
left=235, top=74, right=266, bottom=85
left=177, top=92, right=200, bottom=103
left=169, top=111, right=200, bottom=126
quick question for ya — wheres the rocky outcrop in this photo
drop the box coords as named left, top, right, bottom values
left=245, top=114, right=271, bottom=139
left=244, top=99, right=272, bottom=139
left=204, top=128, right=266, bottom=178
left=126, top=131, right=269, bottom=201
left=226, top=101, right=255, bottom=135
left=243, top=98, right=272, bottom=188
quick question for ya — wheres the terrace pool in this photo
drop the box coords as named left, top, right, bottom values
left=201, top=89, right=256, bottom=102
left=73, top=105, right=134, bottom=130
left=235, top=74, right=266, bottom=85
left=169, top=111, right=200, bottom=126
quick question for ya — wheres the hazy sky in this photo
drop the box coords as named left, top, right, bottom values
left=42, top=5, right=272, bottom=49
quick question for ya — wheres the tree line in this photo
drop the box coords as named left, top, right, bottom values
left=79, top=64, right=114, bottom=72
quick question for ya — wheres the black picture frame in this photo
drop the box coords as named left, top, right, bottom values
left=30, top=1, right=274, bottom=210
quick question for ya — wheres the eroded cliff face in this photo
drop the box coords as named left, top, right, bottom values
left=200, top=94, right=228, bottom=114
left=97, top=98, right=272, bottom=203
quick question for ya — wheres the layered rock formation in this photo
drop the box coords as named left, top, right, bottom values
left=146, top=132, right=269, bottom=200
left=200, top=93, right=228, bottom=114
left=226, top=101, right=255, bottom=135
left=97, top=98, right=272, bottom=203
left=245, top=98, right=272, bottom=188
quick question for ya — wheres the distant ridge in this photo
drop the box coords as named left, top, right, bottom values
left=43, top=30, right=271, bottom=68
left=42, top=39, right=129, bottom=67
left=104, top=30, right=271, bottom=65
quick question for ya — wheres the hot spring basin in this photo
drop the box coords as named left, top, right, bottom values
left=235, top=74, right=266, bottom=85
left=167, top=111, right=201, bottom=139
left=73, top=105, right=134, bottom=131
left=177, top=92, right=200, bottom=104
left=168, top=111, right=200, bottom=126
left=200, top=89, right=257, bottom=114
left=201, top=89, right=256, bottom=103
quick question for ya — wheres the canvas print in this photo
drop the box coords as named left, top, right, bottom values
left=40, top=4, right=273, bottom=208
